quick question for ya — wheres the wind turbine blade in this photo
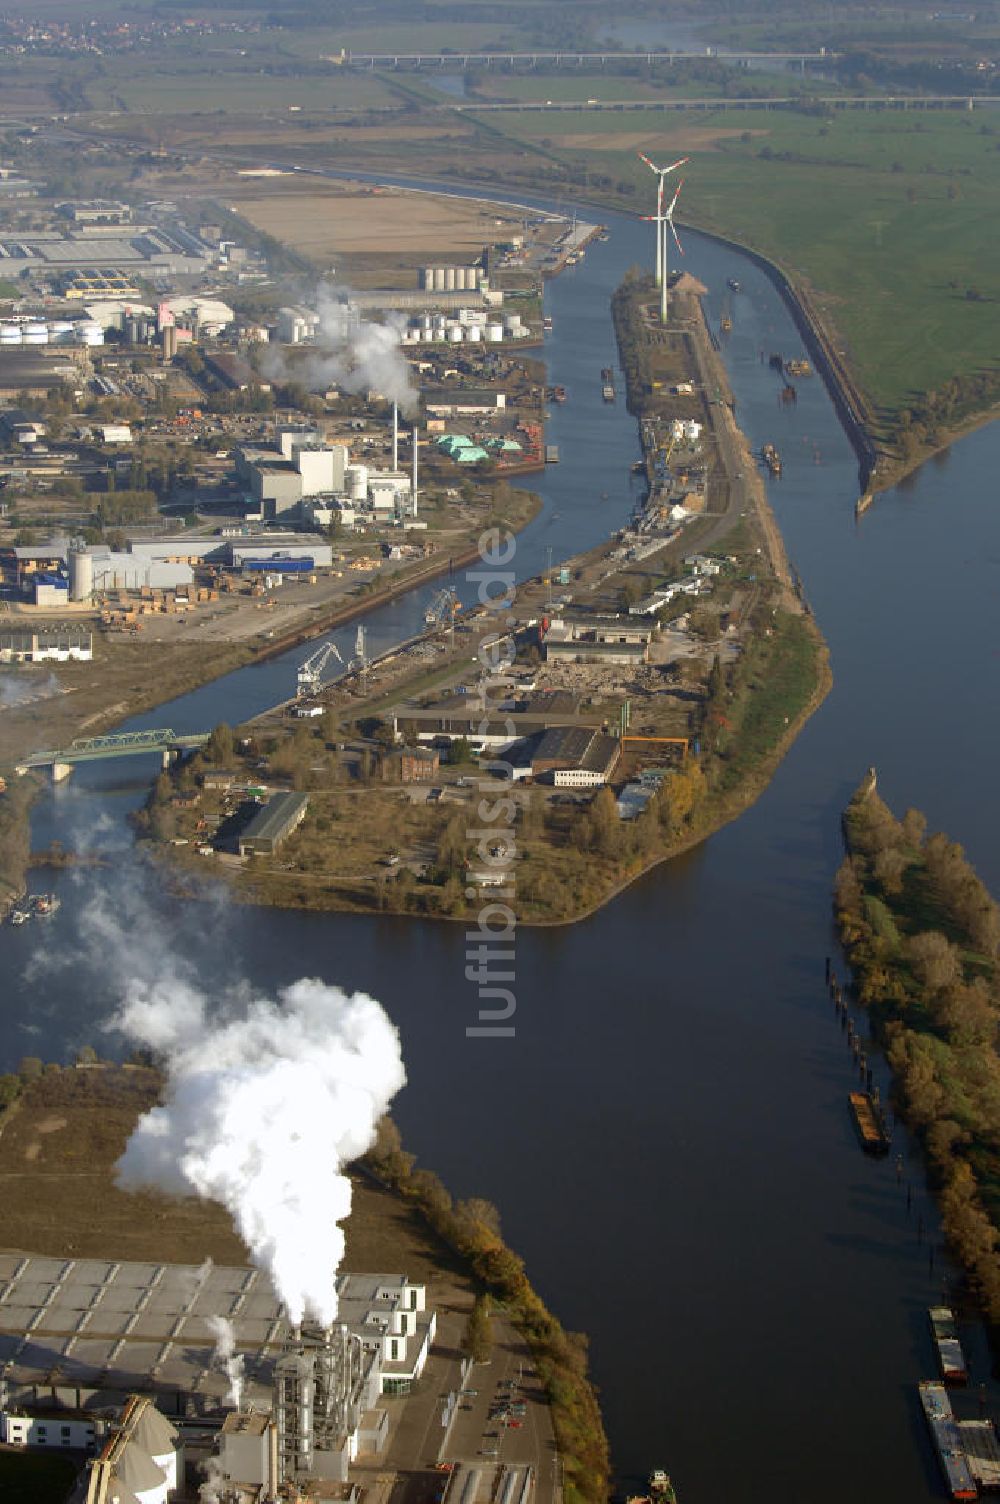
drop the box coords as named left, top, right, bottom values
left=665, top=156, right=690, bottom=173
left=637, top=152, right=657, bottom=172
left=671, top=222, right=685, bottom=257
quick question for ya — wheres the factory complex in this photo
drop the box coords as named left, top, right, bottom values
left=0, top=1253, right=439, bottom=1498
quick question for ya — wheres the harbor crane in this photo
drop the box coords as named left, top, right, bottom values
left=296, top=640, right=343, bottom=698
left=424, top=586, right=459, bottom=626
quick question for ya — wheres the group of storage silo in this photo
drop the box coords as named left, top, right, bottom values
left=0, top=318, right=104, bottom=348
left=402, top=310, right=526, bottom=346
left=421, top=266, right=483, bottom=292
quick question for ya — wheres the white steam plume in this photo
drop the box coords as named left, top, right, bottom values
left=114, top=976, right=406, bottom=1326
left=0, top=672, right=62, bottom=707
left=206, top=1314, right=244, bottom=1411
left=262, top=282, right=417, bottom=414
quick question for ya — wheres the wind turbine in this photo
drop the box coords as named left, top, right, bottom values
left=643, top=177, right=685, bottom=326
left=637, top=152, right=688, bottom=289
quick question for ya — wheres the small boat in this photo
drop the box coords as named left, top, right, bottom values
left=543, top=315, right=553, bottom=332
left=602, top=384, right=616, bottom=403
left=10, top=907, right=30, bottom=926
left=919, top=1381, right=977, bottom=1500
left=786, top=358, right=812, bottom=376
left=780, top=382, right=797, bottom=405
left=762, top=442, right=783, bottom=476
left=31, top=893, right=60, bottom=917
left=727, top=277, right=742, bottom=292
left=849, top=1090, right=890, bottom=1155
left=930, top=1307, right=969, bottom=1385
left=720, top=316, right=732, bottom=333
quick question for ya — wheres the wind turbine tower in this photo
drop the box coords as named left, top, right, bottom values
left=638, top=152, right=688, bottom=290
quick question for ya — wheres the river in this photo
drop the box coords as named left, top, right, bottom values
left=6, top=196, right=1000, bottom=1502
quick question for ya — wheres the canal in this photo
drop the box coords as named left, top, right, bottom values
left=6, top=194, right=1000, bottom=1502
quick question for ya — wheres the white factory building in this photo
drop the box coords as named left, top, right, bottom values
left=238, top=423, right=419, bottom=525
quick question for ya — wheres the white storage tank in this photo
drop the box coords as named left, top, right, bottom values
left=448, top=325, right=464, bottom=343
left=422, top=267, right=435, bottom=290
left=466, top=325, right=482, bottom=342
left=0, top=323, right=22, bottom=345
left=76, top=321, right=105, bottom=346
left=486, top=323, right=504, bottom=342
left=420, top=327, right=435, bottom=342
left=68, top=548, right=95, bottom=603
left=48, top=320, right=75, bottom=344
left=346, top=463, right=368, bottom=501
left=24, top=323, right=49, bottom=345
left=444, top=267, right=457, bottom=291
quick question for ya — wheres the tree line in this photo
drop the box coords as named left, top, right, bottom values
left=836, top=780, right=1000, bottom=1318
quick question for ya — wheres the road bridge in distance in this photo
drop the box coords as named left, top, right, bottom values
left=17, top=728, right=211, bottom=782
left=346, top=49, right=840, bottom=70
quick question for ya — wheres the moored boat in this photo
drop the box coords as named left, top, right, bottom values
left=849, top=1090, right=891, bottom=1155
left=727, top=277, right=741, bottom=292
left=31, top=893, right=60, bottom=917
left=930, top=1307, right=969, bottom=1385
left=920, top=1380, right=978, bottom=1500
left=762, top=442, right=783, bottom=476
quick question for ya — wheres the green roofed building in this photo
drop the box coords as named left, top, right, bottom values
left=455, top=446, right=490, bottom=464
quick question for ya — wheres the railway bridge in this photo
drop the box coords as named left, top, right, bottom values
left=16, top=728, right=211, bottom=782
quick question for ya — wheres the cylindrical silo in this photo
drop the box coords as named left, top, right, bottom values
left=422, top=267, right=435, bottom=290
left=448, top=325, right=463, bottom=343
left=486, top=323, right=504, bottom=343
left=25, top=322, right=48, bottom=345
left=444, top=267, right=457, bottom=292
left=346, top=463, right=368, bottom=501
left=68, top=549, right=95, bottom=603
left=466, top=324, right=482, bottom=342
left=433, top=268, right=446, bottom=292
left=0, top=323, right=22, bottom=345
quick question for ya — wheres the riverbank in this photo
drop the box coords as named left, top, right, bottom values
left=836, top=774, right=1000, bottom=1322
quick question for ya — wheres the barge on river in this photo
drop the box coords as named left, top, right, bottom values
left=762, top=442, right=783, bottom=476
left=919, top=1381, right=978, bottom=1500
left=849, top=1090, right=890, bottom=1155
left=930, top=1307, right=969, bottom=1385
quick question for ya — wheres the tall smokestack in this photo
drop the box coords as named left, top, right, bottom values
left=412, top=424, right=418, bottom=517
left=392, top=402, right=398, bottom=472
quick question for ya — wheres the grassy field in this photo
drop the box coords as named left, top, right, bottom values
left=85, top=68, right=397, bottom=116
left=0, top=1452, right=79, bottom=1504
left=472, top=102, right=1000, bottom=428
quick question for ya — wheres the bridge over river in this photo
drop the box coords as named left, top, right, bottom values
left=17, top=728, right=210, bottom=781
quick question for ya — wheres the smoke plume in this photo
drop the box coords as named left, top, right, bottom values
left=206, top=1314, right=244, bottom=1410
left=262, top=281, right=417, bottom=414
left=0, top=672, right=62, bottom=708
left=113, top=976, right=406, bottom=1326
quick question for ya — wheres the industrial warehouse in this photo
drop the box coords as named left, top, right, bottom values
left=0, top=1255, right=436, bottom=1492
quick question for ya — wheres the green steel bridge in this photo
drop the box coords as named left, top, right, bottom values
left=17, top=728, right=211, bottom=780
